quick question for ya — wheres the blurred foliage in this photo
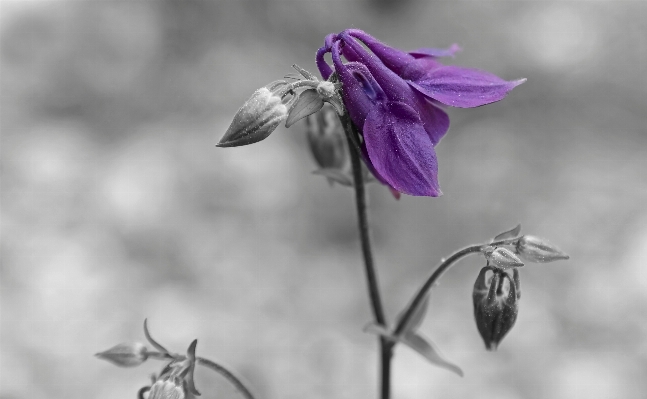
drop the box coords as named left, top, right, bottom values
left=1, top=1, right=647, bottom=399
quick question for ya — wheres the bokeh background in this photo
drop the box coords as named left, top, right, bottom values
left=2, top=1, right=646, bottom=399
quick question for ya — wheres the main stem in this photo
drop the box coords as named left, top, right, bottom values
left=341, top=114, right=392, bottom=399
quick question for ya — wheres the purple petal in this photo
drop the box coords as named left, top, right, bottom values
left=331, top=42, right=383, bottom=129
left=324, top=33, right=338, bottom=49
left=413, top=94, right=450, bottom=145
left=316, top=46, right=333, bottom=80
left=344, top=29, right=416, bottom=75
left=409, top=44, right=461, bottom=59
left=339, top=32, right=411, bottom=102
left=409, top=66, right=526, bottom=108
left=363, top=101, right=441, bottom=197
left=316, top=34, right=340, bottom=80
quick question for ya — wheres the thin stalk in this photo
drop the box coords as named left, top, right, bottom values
left=197, top=357, right=256, bottom=399
left=340, top=113, right=393, bottom=399
left=393, top=238, right=519, bottom=336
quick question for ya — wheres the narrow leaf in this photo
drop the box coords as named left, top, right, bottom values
left=395, top=294, right=430, bottom=333
left=292, top=64, right=317, bottom=80
left=186, top=339, right=201, bottom=396
left=363, top=322, right=393, bottom=338
left=312, top=169, right=353, bottom=187
left=143, top=319, right=169, bottom=354
left=401, top=332, right=464, bottom=377
left=492, top=224, right=522, bottom=242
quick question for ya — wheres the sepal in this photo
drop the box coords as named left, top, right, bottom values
left=285, top=89, right=323, bottom=128
left=363, top=323, right=463, bottom=377
left=492, top=224, right=522, bottom=242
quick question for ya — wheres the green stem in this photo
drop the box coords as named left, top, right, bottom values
left=340, top=113, right=392, bottom=399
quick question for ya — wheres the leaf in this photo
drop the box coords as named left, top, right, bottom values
left=363, top=323, right=464, bottom=377
left=312, top=169, right=354, bottom=187
left=185, top=339, right=201, bottom=396
left=363, top=322, right=392, bottom=338
left=292, top=64, right=317, bottom=80
left=401, top=332, right=464, bottom=377
left=286, top=89, right=324, bottom=128
left=395, top=294, right=430, bottom=333
left=492, top=224, right=522, bottom=242
left=143, top=319, right=169, bottom=354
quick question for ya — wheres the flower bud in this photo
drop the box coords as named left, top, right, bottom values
left=95, top=342, right=148, bottom=367
left=306, top=105, right=349, bottom=170
left=484, top=247, right=524, bottom=269
left=473, top=267, right=519, bottom=350
left=147, top=378, right=186, bottom=399
left=516, top=235, right=569, bottom=263
left=218, top=84, right=289, bottom=147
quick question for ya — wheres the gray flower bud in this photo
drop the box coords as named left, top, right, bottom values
left=218, top=84, right=289, bottom=147
left=485, top=247, right=524, bottom=269
left=473, top=267, right=519, bottom=350
left=95, top=342, right=148, bottom=367
left=516, top=235, right=569, bottom=263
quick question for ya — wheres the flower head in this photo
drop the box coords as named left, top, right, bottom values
left=316, top=29, right=525, bottom=197
left=472, top=267, right=520, bottom=350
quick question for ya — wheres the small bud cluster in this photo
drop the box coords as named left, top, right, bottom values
left=218, top=65, right=344, bottom=148
left=97, top=320, right=204, bottom=399
left=471, top=225, right=569, bottom=350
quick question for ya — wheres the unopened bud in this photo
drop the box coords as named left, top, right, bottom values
left=147, top=378, right=186, bottom=399
left=218, top=84, right=289, bottom=147
left=484, top=247, right=524, bottom=269
left=516, top=235, right=569, bottom=263
left=473, top=267, right=519, bottom=350
left=95, top=342, right=148, bottom=367
left=306, top=105, right=349, bottom=170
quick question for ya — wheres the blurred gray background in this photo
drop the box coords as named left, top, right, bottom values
left=1, top=1, right=646, bottom=399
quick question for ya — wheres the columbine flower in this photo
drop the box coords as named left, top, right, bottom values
left=316, top=29, right=525, bottom=197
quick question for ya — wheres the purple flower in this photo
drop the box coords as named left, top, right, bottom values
left=316, top=30, right=525, bottom=197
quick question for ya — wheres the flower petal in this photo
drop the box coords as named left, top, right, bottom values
left=408, top=44, right=461, bottom=59
left=316, top=34, right=339, bottom=80
left=413, top=93, right=450, bottom=145
left=340, top=32, right=411, bottom=102
left=363, top=101, right=441, bottom=197
left=344, top=29, right=416, bottom=75
left=331, top=42, right=383, bottom=129
left=409, top=66, right=526, bottom=108
left=316, top=46, right=333, bottom=81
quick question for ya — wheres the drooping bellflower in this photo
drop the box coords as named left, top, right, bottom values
left=316, top=29, right=525, bottom=197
